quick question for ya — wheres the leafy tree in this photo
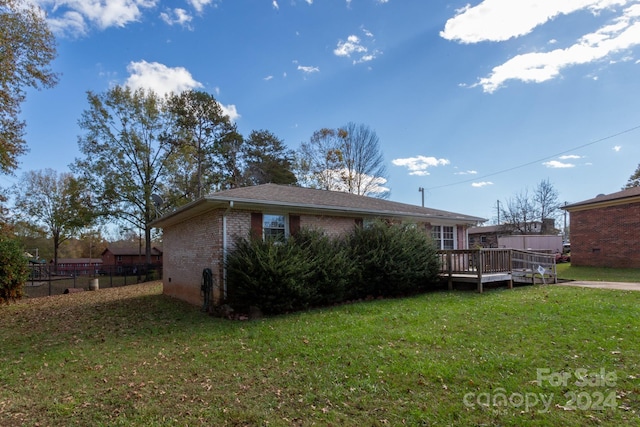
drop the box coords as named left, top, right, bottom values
left=164, top=90, right=238, bottom=204
left=0, top=234, right=29, bottom=303
left=0, top=187, right=11, bottom=235
left=73, top=86, right=175, bottom=266
left=12, top=168, right=94, bottom=271
left=243, top=130, right=297, bottom=186
left=215, top=129, right=246, bottom=189
left=0, top=0, right=58, bottom=174
left=295, top=123, right=388, bottom=197
left=624, top=164, right=640, bottom=188
left=11, top=220, right=50, bottom=261
left=296, top=127, right=345, bottom=190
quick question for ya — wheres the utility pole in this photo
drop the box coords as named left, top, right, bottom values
left=563, top=201, right=568, bottom=242
left=496, top=200, right=500, bottom=224
left=418, top=187, right=425, bottom=207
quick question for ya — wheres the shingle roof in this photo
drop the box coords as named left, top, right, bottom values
left=152, top=184, right=485, bottom=228
left=563, top=186, right=640, bottom=210
left=468, top=225, right=503, bottom=234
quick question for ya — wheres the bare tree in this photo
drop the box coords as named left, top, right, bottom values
left=295, top=123, right=389, bottom=198
left=500, top=189, right=538, bottom=234
left=534, top=178, right=560, bottom=233
left=500, top=179, right=561, bottom=234
left=338, top=122, right=389, bottom=198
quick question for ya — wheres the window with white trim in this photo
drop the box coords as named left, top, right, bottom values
left=263, top=214, right=287, bottom=241
left=431, top=225, right=456, bottom=250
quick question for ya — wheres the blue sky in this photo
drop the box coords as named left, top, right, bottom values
left=7, top=0, right=640, bottom=223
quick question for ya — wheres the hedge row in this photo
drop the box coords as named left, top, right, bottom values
left=225, top=221, right=441, bottom=315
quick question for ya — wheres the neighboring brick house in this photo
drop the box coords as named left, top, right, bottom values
left=53, top=258, right=103, bottom=276
left=151, top=184, right=485, bottom=307
left=563, top=186, right=640, bottom=268
left=468, top=225, right=502, bottom=248
left=101, top=246, right=163, bottom=274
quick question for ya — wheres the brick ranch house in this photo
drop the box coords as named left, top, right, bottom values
left=101, top=246, right=163, bottom=274
left=562, top=186, right=640, bottom=268
left=151, top=184, right=485, bottom=307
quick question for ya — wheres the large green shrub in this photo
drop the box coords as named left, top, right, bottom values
left=225, top=222, right=441, bottom=315
left=0, top=236, right=29, bottom=303
left=290, top=228, right=355, bottom=307
left=225, top=237, right=314, bottom=314
left=345, top=221, right=440, bottom=298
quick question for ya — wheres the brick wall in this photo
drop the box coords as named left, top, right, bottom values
left=299, top=214, right=359, bottom=237
left=570, top=202, right=640, bottom=268
left=162, top=208, right=471, bottom=308
left=163, top=210, right=223, bottom=307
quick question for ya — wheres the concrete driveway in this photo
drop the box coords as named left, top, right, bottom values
left=557, top=281, right=640, bottom=291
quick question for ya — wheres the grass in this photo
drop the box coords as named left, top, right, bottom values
left=1, top=282, right=639, bottom=426
left=556, top=263, right=640, bottom=282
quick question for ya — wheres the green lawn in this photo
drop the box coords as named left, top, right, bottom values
left=556, top=263, right=640, bottom=282
left=1, top=282, right=639, bottom=426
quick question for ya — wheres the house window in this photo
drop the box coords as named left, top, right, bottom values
left=263, top=214, right=287, bottom=241
left=431, top=225, right=455, bottom=250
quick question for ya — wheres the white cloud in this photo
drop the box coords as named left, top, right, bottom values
left=125, top=60, right=203, bottom=95
left=441, top=0, right=628, bottom=43
left=188, top=0, right=214, bottom=14
left=325, top=169, right=389, bottom=195
left=123, top=61, right=240, bottom=121
left=272, top=1, right=279, bottom=10
left=334, top=30, right=381, bottom=64
left=334, top=35, right=367, bottom=57
left=220, top=104, right=240, bottom=122
left=297, top=65, right=320, bottom=74
left=392, top=156, right=450, bottom=176
left=441, top=0, right=640, bottom=92
left=264, top=75, right=274, bottom=81
left=559, top=154, right=583, bottom=159
left=613, top=145, right=622, bottom=151
left=454, top=170, right=478, bottom=175
left=472, top=181, right=493, bottom=188
left=37, top=0, right=218, bottom=35
left=160, top=8, right=192, bottom=27
left=543, top=160, right=576, bottom=168
left=36, top=0, right=157, bottom=36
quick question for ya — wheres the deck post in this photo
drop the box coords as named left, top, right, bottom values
left=477, top=250, right=483, bottom=293
left=508, top=250, right=513, bottom=289
left=447, top=251, right=453, bottom=291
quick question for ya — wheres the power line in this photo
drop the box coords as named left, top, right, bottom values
left=426, top=123, right=640, bottom=191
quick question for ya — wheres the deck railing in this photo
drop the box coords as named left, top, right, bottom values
left=437, top=248, right=556, bottom=291
left=437, top=249, right=512, bottom=275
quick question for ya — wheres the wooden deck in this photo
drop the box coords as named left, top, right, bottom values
left=437, top=249, right=557, bottom=292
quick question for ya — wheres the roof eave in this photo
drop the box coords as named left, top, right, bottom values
left=151, top=196, right=485, bottom=228
left=563, top=195, right=640, bottom=212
